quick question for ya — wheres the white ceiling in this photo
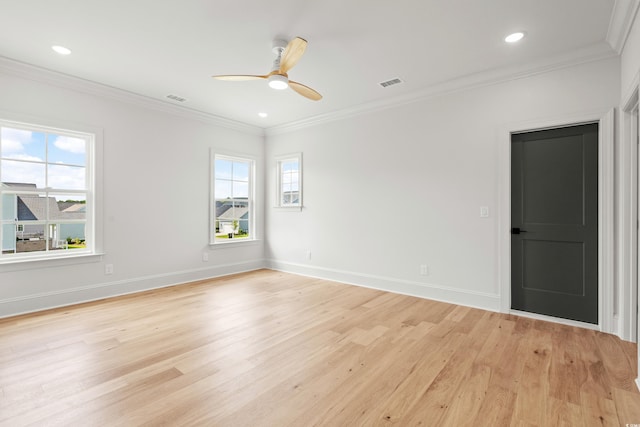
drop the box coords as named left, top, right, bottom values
left=0, top=0, right=624, bottom=129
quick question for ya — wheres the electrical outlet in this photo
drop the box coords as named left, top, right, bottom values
left=105, top=264, right=114, bottom=275
left=420, top=264, right=429, bottom=276
left=202, top=252, right=209, bottom=262
left=306, top=250, right=312, bottom=260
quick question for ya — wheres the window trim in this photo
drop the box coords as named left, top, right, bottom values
left=210, top=149, right=256, bottom=245
left=0, top=117, right=103, bottom=266
left=275, top=152, right=303, bottom=210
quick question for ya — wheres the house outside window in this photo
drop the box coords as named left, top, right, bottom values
left=0, top=120, right=95, bottom=260
left=276, top=153, right=302, bottom=208
left=211, top=153, right=254, bottom=244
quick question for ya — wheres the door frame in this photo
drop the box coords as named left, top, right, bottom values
left=620, top=73, right=640, bottom=343
left=499, top=108, right=615, bottom=334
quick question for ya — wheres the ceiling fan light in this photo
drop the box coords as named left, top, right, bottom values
left=268, top=74, right=289, bottom=90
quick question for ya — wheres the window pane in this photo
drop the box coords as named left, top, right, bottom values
left=51, top=193, right=87, bottom=220
left=48, top=164, right=86, bottom=190
left=238, top=219, right=249, bottom=235
left=282, top=160, right=298, bottom=172
left=290, top=191, right=300, bottom=204
left=16, top=223, right=46, bottom=253
left=2, top=193, right=15, bottom=220
left=2, top=223, right=16, bottom=254
left=0, top=127, right=46, bottom=161
left=233, top=181, right=248, bottom=198
left=215, top=180, right=232, bottom=199
left=215, top=200, right=232, bottom=218
left=282, top=171, right=292, bottom=185
left=48, top=134, right=86, bottom=166
left=1, top=159, right=46, bottom=188
left=16, top=194, right=48, bottom=222
left=215, top=159, right=232, bottom=179
left=58, top=223, right=87, bottom=250
left=290, top=171, right=299, bottom=190
left=233, top=161, right=249, bottom=181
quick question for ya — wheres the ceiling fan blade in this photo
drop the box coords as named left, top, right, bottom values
left=289, top=80, right=322, bottom=101
left=279, top=37, right=307, bottom=74
left=212, top=75, right=268, bottom=81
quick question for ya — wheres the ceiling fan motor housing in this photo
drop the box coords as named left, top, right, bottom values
left=268, top=73, right=289, bottom=90
left=272, top=39, right=288, bottom=54
left=268, top=39, right=289, bottom=89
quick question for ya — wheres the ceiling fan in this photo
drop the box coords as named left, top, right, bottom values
left=213, top=37, right=322, bottom=101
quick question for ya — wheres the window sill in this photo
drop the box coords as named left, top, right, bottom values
left=273, top=206, right=303, bottom=212
left=209, top=239, right=261, bottom=248
left=0, top=252, right=104, bottom=272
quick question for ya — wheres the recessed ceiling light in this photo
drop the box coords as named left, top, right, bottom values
left=258, top=112, right=268, bottom=118
left=51, top=45, right=72, bottom=55
left=505, top=32, right=525, bottom=43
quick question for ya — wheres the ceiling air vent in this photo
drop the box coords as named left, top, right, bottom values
left=379, top=78, right=403, bottom=88
left=166, top=94, right=187, bottom=103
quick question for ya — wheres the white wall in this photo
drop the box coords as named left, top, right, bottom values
left=0, top=63, right=265, bottom=318
left=266, top=57, right=620, bottom=312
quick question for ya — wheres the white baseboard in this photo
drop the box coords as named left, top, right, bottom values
left=266, top=259, right=501, bottom=312
left=0, top=259, right=266, bottom=319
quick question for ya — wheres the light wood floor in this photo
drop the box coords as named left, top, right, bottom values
left=1, top=270, right=639, bottom=426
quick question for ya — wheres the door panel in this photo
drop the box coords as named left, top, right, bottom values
left=511, top=123, right=598, bottom=324
left=521, top=240, right=584, bottom=295
left=522, top=135, right=585, bottom=225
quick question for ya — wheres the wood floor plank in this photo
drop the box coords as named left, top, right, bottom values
left=400, top=334, right=484, bottom=425
left=580, top=391, right=619, bottom=427
left=594, top=331, right=639, bottom=392
left=473, top=385, right=517, bottom=426
left=612, top=386, right=640, bottom=426
left=547, top=397, right=584, bottom=427
left=0, top=269, right=638, bottom=426
left=511, top=328, right=554, bottom=426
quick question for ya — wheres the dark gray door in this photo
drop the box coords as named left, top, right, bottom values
left=511, top=123, right=598, bottom=324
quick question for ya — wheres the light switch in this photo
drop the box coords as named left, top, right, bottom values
left=480, top=206, right=489, bottom=218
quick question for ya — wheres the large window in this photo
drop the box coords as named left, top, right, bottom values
left=276, top=153, right=302, bottom=208
left=211, top=153, right=254, bottom=244
left=0, top=120, right=94, bottom=260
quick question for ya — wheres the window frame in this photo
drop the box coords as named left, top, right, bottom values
left=210, top=150, right=256, bottom=245
left=0, top=118, right=101, bottom=265
left=275, top=152, right=303, bottom=210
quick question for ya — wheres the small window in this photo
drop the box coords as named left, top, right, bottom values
left=1, top=120, right=95, bottom=260
left=211, top=152, right=255, bottom=244
left=276, top=153, right=302, bottom=208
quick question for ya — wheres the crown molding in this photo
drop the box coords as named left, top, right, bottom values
left=265, top=42, right=617, bottom=136
left=0, top=38, right=620, bottom=139
left=0, top=56, right=264, bottom=136
left=607, top=0, right=640, bottom=53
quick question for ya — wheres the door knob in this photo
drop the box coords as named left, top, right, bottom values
left=511, top=227, right=528, bottom=234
